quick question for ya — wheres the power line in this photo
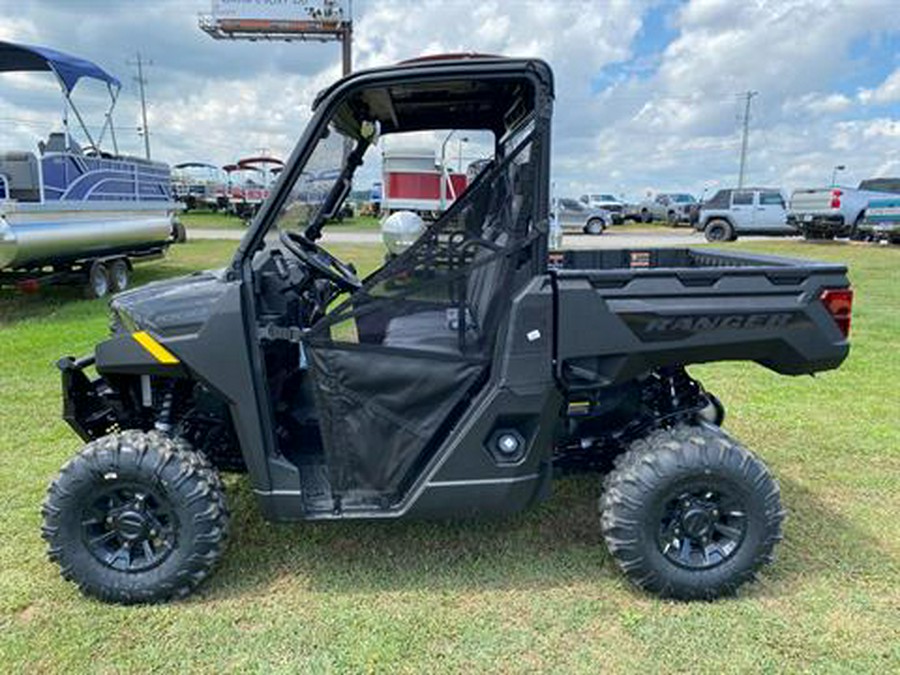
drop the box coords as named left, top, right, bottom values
left=737, top=90, right=758, bottom=188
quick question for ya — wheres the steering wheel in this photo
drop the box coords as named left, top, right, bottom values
left=279, top=230, right=361, bottom=293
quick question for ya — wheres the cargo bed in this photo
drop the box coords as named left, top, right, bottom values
left=550, top=248, right=851, bottom=386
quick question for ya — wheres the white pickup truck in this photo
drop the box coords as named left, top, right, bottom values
left=788, top=178, right=900, bottom=240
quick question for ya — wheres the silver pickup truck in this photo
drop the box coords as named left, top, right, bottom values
left=788, top=178, right=900, bottom=240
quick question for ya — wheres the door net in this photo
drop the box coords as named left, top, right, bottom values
left=305, top=129, right=540, bottom=498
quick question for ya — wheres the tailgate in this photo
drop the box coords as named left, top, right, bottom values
left=551, top=248, right=851, bottom=388
left=789, top=189, right=833, bottom=213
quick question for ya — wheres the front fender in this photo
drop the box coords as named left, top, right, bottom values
left=95, top=331, right=189, bottom=378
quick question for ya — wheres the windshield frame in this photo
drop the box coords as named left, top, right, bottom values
left=232, top=59, right=553, bottom=275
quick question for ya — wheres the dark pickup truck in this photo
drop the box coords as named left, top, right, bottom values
left=43, top=56, right=852, bottom=606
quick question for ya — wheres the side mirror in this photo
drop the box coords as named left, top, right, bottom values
left=360, top=120, right=381, bottom=146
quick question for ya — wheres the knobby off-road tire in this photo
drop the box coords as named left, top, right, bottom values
left=600, top=424, right=784, bottom=600
left=41, top=430, right=229, bottom=604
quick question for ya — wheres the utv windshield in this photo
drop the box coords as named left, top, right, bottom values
left=270, top=123, right=357, bottom=237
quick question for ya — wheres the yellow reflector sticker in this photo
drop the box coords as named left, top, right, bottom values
left=132, top=331, right=179, bottom=364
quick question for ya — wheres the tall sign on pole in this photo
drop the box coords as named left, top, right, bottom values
left=200, top=0, right=352, bottom=75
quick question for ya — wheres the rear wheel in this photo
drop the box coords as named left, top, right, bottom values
left=85, top=261, right=109, bottom=299
left=704, top=219, right=734, bottom=242
left=41, top=430, right=228, bottom=604
left=584, top=218, right=605, bottom=235
left=108, top=259, right=130, bottom=293
left=600, top=425, right=783, bottom=600
left=848, top=214, right=866, bottom=241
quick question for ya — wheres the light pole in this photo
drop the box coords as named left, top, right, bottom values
left=439, top=130, right=457, bottom=210
left=831, top=164, right=846, bottom=187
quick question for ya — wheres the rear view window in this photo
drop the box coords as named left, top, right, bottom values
left=704, top=190, right=729, bottom=208
left=732, top=192, right=754, bottom=205
left=760, top=191, right=784, bottom=206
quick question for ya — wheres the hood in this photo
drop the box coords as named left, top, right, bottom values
left=110, top=269, right=232, bottom=337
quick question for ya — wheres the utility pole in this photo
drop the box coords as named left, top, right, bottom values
left=340, top=17, right=352, bottom=76
left=129, top=52, right=152, bottom=160
left=737, top=90, right=757, bottom=189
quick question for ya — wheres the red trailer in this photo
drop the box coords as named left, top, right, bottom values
left=382, top=147, right=467, bottom=217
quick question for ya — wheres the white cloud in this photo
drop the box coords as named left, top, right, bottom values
left=0, top=0, right=898, bottom=198
left=784, top=93, right=854, bottom=116
left=859, top=67, right=900, bottom=104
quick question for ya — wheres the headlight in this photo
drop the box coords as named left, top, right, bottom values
left=381, top=211, right=425, bottom=255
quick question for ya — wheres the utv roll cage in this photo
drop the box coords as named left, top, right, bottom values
left=234, top=56, right=554, bottom=268
left=239, top=57, right=556, bottom=506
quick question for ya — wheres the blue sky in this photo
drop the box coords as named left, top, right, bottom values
left=1, top=0, right=898, bottom=198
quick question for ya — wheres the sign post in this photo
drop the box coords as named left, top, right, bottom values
left=200, top=0, right=352, bottom=75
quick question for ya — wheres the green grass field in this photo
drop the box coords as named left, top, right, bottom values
left=182, top=210, right=381, bottom=232
left=1, top=238, right=898, bottom=673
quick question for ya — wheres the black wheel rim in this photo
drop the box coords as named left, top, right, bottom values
left=81, top=484, right=177, bottom=572
left=709, top=225, right=724, bottom=241
left=656, top=485, right=747, bottom=570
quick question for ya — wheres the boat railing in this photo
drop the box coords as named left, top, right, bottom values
left=39, top=151, right=174, bottom=204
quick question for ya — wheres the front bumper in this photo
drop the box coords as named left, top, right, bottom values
left=58, top=355, right=118, bottom=442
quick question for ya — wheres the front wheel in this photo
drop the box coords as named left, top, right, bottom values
left=41, top=431, right=229, bottom=604
left=600, top=425, right=783, bottom=600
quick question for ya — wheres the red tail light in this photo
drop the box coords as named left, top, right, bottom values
left=830, top=189, right=842, bottom=209
left=820, top=288, right=853, bottom=338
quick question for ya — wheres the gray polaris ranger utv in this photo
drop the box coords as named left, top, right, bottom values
left=44, top=56, right=854, bottom=604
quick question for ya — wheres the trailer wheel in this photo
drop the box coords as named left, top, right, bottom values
left=41, top=430, right=229, bottom=604
left=600, top=424, right=784, bottom=600
left=109, top=259, right=130, bottom=293
left=173, top=220, right=187, bottom=244
left=85, top=261, right=109, bottom=299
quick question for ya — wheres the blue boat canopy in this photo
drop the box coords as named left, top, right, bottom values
left=0, top=40, right=121, bottom=93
